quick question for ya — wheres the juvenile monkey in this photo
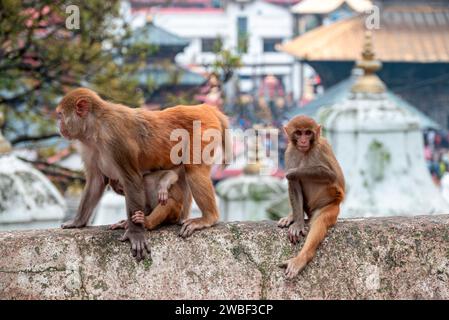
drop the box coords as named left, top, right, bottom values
left=278, top=115, right=345, bottom=278
left=56, top=88, right=229, bottom=260
left=108, top=166, right=191, bottom=230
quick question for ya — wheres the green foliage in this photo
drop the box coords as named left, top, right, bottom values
left=211, top=38, right=242, bottom=83
left=0, top=0, right=153, bottom=141
left=367, top=140, right=391, bottom=182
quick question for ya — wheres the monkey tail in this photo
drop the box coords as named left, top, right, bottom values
left=298, top=202, right=340, bottom=266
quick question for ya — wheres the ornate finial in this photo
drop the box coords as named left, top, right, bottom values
left=243, top=124, right=262, bottom=175
left=146, top=14, right=153, bottom=24
left=0, top=111, right=12, bottom=154
left=351, top=31, right=386, bottom=94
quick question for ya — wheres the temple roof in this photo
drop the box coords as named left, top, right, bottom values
left=130, top=22, right=190, bottom=48
left=280, top=5, right=449, bottom=62
left=136, top=66, right=206, bottom=87
left=285, top=72, right=440, bottom=129
left=291, top=0, right=372, bottom=14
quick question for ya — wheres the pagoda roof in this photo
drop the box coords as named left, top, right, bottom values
left=130, top=22, right=189, bottom=48
left=285, top=72, right=440, bottom=129
left=280, top=5, right=449, bottom=62
left=136, top=65, right=206, bottom=88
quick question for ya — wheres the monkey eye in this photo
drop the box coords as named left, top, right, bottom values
left=305, top=130, right=312, bottom=136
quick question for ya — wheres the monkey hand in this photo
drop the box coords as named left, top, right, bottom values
left=158, top=189, right=169, bottom=206
left=278, top=214, right=294, bottom=228
left=119, top=227, right=150, bottom=261
left=179, top=217, right=215, bottom=238
left=131, top=211, right=145, bottom=226
left=61, top=220, right=86, bottom=229
left=279, top=257, right=307, bottom=279
left=288, top=222, right=307, bottom=244
left=285, top=169, right=301, bottom=180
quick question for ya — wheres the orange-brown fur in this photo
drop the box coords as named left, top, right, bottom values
left=57, top=88, right=228, bottom=260
left=278, top=115, right=345, bottom=278
left=108, top=167, right=191, bottom=230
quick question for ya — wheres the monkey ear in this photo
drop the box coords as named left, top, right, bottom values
left=316, top=125, right=322, bottom=140
left=282, top=126, right=289, bottom=137
left=75, top=97, right=90, bottom=118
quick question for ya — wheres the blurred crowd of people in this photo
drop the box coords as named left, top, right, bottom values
left=424, top=129, right=449, bottom=184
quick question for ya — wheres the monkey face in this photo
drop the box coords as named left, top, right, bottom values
left=292, top=129, right=314, bottom=152
left=56, top=106, right=72, bottom=139
left=56, top=90, right=92, bottom=140
left=284, top=115, right=322, bottom=153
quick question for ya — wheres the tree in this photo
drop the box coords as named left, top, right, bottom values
left=0, top=0, right=153, bottom=144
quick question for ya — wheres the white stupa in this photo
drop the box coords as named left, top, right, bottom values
left=0, top=112, right=66, bottom=230
left=321, top=32, right=449, bottom=217
left=216, top=126, right=286, bottom=222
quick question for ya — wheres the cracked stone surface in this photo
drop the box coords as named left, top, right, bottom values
left=1, top=215, right=449, bottom=299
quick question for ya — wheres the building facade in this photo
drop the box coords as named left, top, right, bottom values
left=130, top=0, right=298, bottom=97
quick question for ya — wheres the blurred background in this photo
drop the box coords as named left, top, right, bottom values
left=1, top=0, right=449, bottom=231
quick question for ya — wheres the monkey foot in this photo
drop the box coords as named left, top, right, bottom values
left=119, top=229, right=150, bottom=261
left=179, top=217, right=214, bottom=238
left=288, top=222, right=307, bottom=244
left=61, top=220, right=86, bottom=229
left=278, top=215, right=294, bottom=228
left=279, top=257, right=306, bottom=279
left=110, top=220, right=128, bottom=230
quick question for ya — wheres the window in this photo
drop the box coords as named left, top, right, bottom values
left=237, top=17, right=248, bottom=53
left=263, top=38, right=283, bottom=53
left=201, top=38, right=221, bottom=53
left=212, top=0, right=222, bottom=8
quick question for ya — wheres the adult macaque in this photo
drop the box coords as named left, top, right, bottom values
left=278, top=115, right=345, bottom=278
left=108, top=166, right=191, bottom=230
left=56, top=88, right=229, bottom=260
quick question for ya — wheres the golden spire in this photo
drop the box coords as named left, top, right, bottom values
left=146, top=14, right=153, bottom=25
left=0, top=111, right=12, bottom=154
left=351, top=31, right=386, bottom=94
left=243, top=124, right=262, bottom=175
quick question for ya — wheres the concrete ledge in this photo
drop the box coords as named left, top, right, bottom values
left=1, top=215, right=449, bottom=299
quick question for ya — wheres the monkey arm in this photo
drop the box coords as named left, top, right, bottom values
left=119, top=171, right=146, bottom=226
left=158, top=170, right=179, bottom=192
left=112, top=148, right=150, bottom=260
left=157, top=170, right=179, bottom=205
left=63, top=170, right=106, bottom=228
left=288, top=180, right=304, bottom=225
left=286, top=165, right=336, bottom=183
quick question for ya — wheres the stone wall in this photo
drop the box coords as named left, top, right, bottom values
left=1, top=215, right=449, bottom=299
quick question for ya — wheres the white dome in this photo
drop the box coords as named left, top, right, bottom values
left=0, top=154, right=66, bottom=226
left=216, top=175, right=286, bottom=201
left=320, top=93, right=421, bottom=133
left=321, top=94, right=449, bottom=217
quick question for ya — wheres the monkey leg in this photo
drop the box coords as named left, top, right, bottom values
left=280, top=203, right=339, bottom=279
left=180, top=165, right=219, bottom=238
left=179, top=190, right=192, bottom=225
left=143, top=199, right=182, bottom=230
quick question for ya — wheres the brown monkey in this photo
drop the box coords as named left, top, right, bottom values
left=108, top=166, right=191, bottom=230
left=56, top=88, right=229, bottom=260
left=278, top=115, right=345, bottom=278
